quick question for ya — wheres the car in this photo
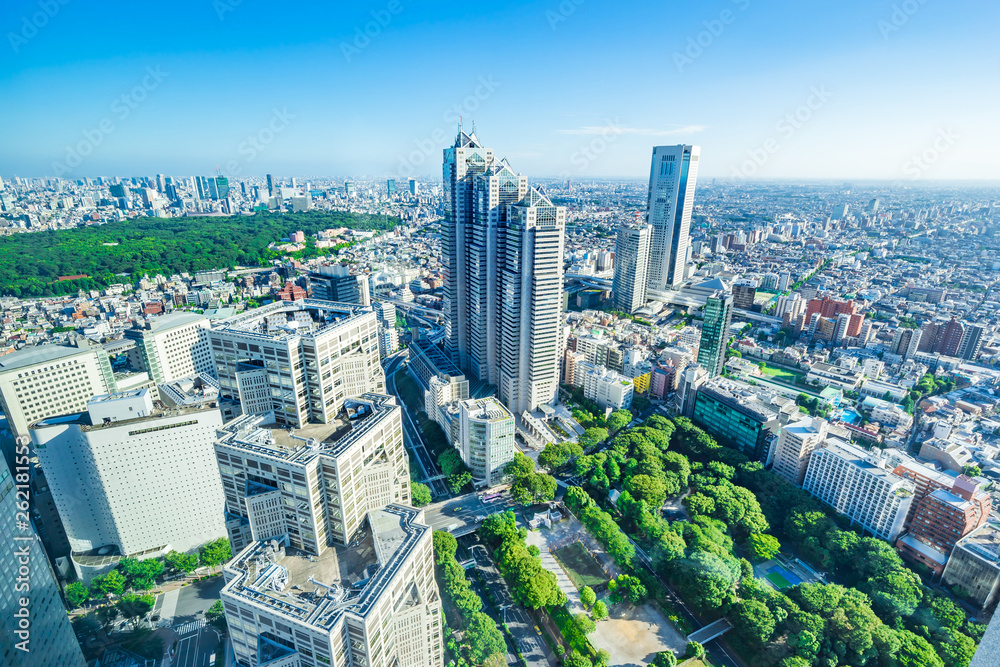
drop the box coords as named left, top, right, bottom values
left=534, top=626, right=542, bottom=635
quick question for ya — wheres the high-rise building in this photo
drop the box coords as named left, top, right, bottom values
left=408, top=178, right=418, bottom=196
left=0, top=340, right=118, bottom=439
left=442, top=128, right=565, bottom=414
left=387, top=178, right=397, bottom=196
left=731, top=278, right=758, bottom=310
left=214, top=394, right=410, bottom=554
left=959, top=323, right=986, bottom=361
left=458, top=397, right=515, bottom=486
left=208, top=300, right=385, bottom=428
left=124, top=312, right=213, bottom=384
left=802, top=439, right=914, bottom=542
left=890, top=327, right=922, bottom=360
left=0, top=456, right=87, bottom=667
left=691, top=378, right=788, bottom=461
left=942, top=521, right=1000, bottom=611
left=645, top=144, right=700, bottom=290
left=30, top=389, right=226, bottom=581
left=215, top=176, right=230, bottom=200
left=612, top=224, right=653, bottom=313
left=266, top=174, right=275, bottom=196
left=345, top=181, right=356, bottom=198
left=582, top=365, right=634, bottom=410
left=697, top=290, right=733, bottom=378
left=772, top=416, right=830, bottom=487
left=308, top=265, right=372, bottom=306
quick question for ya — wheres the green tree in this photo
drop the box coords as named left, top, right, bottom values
left=206, top=599, right=228, bottom=634
left=747, top=533, right=781, bottom=562
left=65, top=582, right=90, bottom=608
left=410, top=482, right=432, bottom=506
left=684, top=641, right=705, bottom=658
left=579, top=427, right=609, bottom=450
left=116, top=593, right=155, bottom=629
left=933, top=628, right=976, bottom=667
left=447, top=470, right=472, bottom=494
left=594, top=648, right=611, bottom=666
left=624, top=474, right=666, bottom=508
left=466, top=611, right=505, bottom=663
left=574, top=612, right=596, bottom=635
left=962, top=464, right=982, bottom=477
left=96, top=605, right=120, bottom=631
left=164, top=550, right=199, bottom=574
left=592, top=600, right=608, bottom=621
left=92, top=570, right=126, bottom=597
left=511, top=471, right=557, bottom=506
left=564, top=650, right=593, bottom=667
left=505, top=451, right=536, bottom=479
left=733, top=598, right=775, bottom=645
left=580, top=586, right=596, bottom=609
left=651, top=651, right=676, bottom=667
left=117, top=557, right=164, bottom=591
left=199, top=538, right=232, bottom=567
left=606, top=409, right=632, bottom=432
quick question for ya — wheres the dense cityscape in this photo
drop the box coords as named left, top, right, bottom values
left=3, top=2, right=1000, bottom=667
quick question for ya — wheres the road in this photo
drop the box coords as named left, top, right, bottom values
left=422, top=492, right=518, bottom=535
left=383, top=352, right=449, bottom=497
left=170, top=624, right=218, bottom=667
left=467, top=541, right=557, bottom=667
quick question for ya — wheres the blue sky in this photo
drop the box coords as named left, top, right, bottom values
left=1, top=0, right=998, bottom=181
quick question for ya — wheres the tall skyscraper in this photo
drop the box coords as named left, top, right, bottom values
left=612, top=223, right=653, bottom=313
left=697, top=290, right=733, bottom=378
left=0, top=456, right=86, bottom=667
left=266, top=173, right=275, bottom=196
left=387, top=178, right=397, bottom=196
left=645, top=144, right=700, bottom=291
left=215, top=175, right=230, bottom=200
left=408, top=178, right=418, bottom=195
left=458, top=397, right=515, bottom=486
left=442, top=128, right=566, bottom=414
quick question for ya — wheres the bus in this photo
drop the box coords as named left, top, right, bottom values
left=481, top=492, right=502, bottom=503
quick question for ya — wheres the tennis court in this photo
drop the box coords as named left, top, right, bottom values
left=764, top=565, right=803, bottom=591
left=552, top=541, right=607, bottom=589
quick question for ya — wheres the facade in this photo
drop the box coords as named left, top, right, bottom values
left=645, top=144, right=700, bottom=290
left=582, top=365, right=634, bottom=410
left=124, top=311, right=213, bottom=383
left=697, top=290, right=734, bottom=378
left=732, top=278, right=757, bottom=310
left=0, top=457, right=87, bottom=667
left=771, top=416, right=830, bottom=487
left=442, top=128, right=565, bottom=414
left=0, top=339, right=117, bottom=438
left=30, top=389, right=227, bottom=581
left=215, top=394, right=410, bottom=555
left=458, top=397, right=515, bottom=487
left=802, top=440, right=914, bottom=542
left=221, top=505, right=442, bottom=667
left=208, top=299, right=385, bottom=428
left=612, top=223, right=653, bottom=313
left=691, top=380, right=782, bottom=460
left=308, top=265, right=371, bottom=306
left=942, top=522, right=1000, bottom=611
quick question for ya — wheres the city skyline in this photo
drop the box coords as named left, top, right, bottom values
left=2, top=0, right=999, bottom=180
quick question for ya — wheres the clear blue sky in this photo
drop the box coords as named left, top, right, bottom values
left=1, top=0, right=997, bottom=181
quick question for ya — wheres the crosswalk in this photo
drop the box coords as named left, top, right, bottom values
left=173, top=619, right=205, bottom=636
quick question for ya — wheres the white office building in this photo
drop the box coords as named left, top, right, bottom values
left=771, top=416, right=830, bottom=486
left=30, top=389, right=226, bottom=582
left=613, top=223, right=653, bottom=313
left=208, top=299, right=385, bottom=428
left=0, top=339, right=117, bottom=438
left=802, top=439, right=914, bottom=542
left=458, top=397, right=515, bottom=487
left=124, top=311, right=213, bottom=383
left=645, top=144, right=700, bottom=290
left=583, top=365, right=634, bottom=410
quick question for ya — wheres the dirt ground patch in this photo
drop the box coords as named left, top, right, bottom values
left=589, top=601, right=688, bottom=667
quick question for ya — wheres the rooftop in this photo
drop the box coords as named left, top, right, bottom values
left=0, top=341, right=93, bottom=372
left=132, top=311, right=207, bottom=334
left=956, top=521, right=1000, bottom=566
left=212, top=299, right=370, bottom=341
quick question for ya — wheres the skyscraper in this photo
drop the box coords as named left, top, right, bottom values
left=387, top=178, right=397, bottom=196
left=409, top=178, right=418, bottom=195
left=697, top=290, right=733, bottom=378
left=645, top=144, right=700, bottom=290
left=215, top=175, right=230, bottom=200
left=612, top=224, right=653, bottom=313
left=442, top=127, right=566, bottom=414
left=266, top=173, right=275, bottom=196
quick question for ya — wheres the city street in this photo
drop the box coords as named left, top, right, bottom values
left=422, top=491, right=518, bottom=535
left=169, top=624, right=218, bottom=667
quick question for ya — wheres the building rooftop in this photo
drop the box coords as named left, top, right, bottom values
left=461, top=396, right=513, bottom=422
left=0, top=342, right=93, bottom=372
left=212, top=299, right=369, bottom=342
left=158, top=373, right=220, bottom=407
left=956, top=521, right=1000, bottom=566
left=131, top=311, right=206, bottom=334
left=698, top=379, right=780, bottom=423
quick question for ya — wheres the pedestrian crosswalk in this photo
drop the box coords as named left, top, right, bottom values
left=173, top=619, right=205, bottom=636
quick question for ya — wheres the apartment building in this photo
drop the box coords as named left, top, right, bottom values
left=123, top=311, right=213, bottom=383
left=771, top=417, right=830, bottom=486
left=220, top=505, right=443, bottom=667
left=458, top=397, right=515, bottom=487
left=802, top=440, right=914, bottom=542
left=214, top=394, right=409, bottom=555
left=208, top=299, right=385, bottom=428
left=942, top=522, right=1000, bottom=611
left=613, top=223, right=653, bottom=313
left=30, top=389, right=226, bottom=582
left=582, top=364, right=634, bottom=410
left=0, top=339, right=117, bottom=438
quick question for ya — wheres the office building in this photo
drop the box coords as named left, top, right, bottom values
left=266, top=174, right=275, bottom=196
left=442, top=128, right=565, bottom=414
left=772, top=416, right=830, bottom=487
left=0, top=457, right=87, bottom=667
left=124, top=312, right=213, bottom=384
left=582, top=365, right=634, bottom=410
left=458, top=397, right=515, bottom=487
left=387, top=178, right=397, bottom=196
left=216, top=176, right=230, bottom=200
left=30, top=389, right=226, bottom=581
left=645, top=144, right=700, bottom=290
left=220, top=504, right=443, bottom=667
left=308, top=265, right=372, bottom=306
left=697, top=290, right=733, bottom=378
left=612, top=223, right=653, bottom=313
left=942, top=522, right=1000, bottom=611
left=691, top=378, right=787, bottom=460
left=731, top=278, right=757, bottom=310
left=214, top=394, right=410, bottom=554
left=378, top=326, right=399, bottom=359
left=0, top=339, right=117, bottom=438
left=802, top=440, right=914, bottom=542
left=408, top=178, right=418, bottom=196
left=345, top=181, right=356, bottom=198
left=208, top=300, right=385, bottom=428
left=897, top=475, right=991, bottom=577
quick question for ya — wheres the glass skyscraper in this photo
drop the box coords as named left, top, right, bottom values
left=645, top=144, right=700, bottom=290
left=697, top=290, right=733, bottom=378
